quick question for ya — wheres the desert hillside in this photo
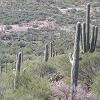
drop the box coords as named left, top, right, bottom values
left=0, top=0, right=100, bottom=100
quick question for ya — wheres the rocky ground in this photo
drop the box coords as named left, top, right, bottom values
left=50, top=73, right=93, bottom=100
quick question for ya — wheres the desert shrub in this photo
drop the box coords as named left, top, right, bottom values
left=18, top=41, right=26, bottom=48
left=0, top=58, right=51, bottom=100
left=48, top=52, right=100, bottom=85
left=48, top=54, right=71, bottom=76
left=5, top=25, right=12, bottom=30
left=91, top=73, right=100, bottom=100
left=3, top=73, right=51, bottom=100
left=21, top=57, right=57, bottom=79
left=0, top=73, right=14, bottom=100
left=0, top=51, right=100, bottom=100
left=22, top=52, right=100, bottom=84
left=79, top=52, right=100, bottom=85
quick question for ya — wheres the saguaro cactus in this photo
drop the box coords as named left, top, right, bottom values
left=0, top=64, right=2, bottom=74
left=80, top=24, right=83, bottom=52
left=82, top=22, right=86, bottom=53
left=44, top=44, right=49, bottom=61
left=14, top=52, right=22, bottom=90
left=5, top=62, right=7, bottom=73
left=16, top=52, right=22, bottom=73
left=21, top=52, right=23, bottom=63
left=94, top=26, right=98, bottom=51
left=0, top=60, right=2, bottom=74
left=69, top=22, right=81, bottom=100
left=54, top=51, right=57, bottom=56
left=90, top=25, right=95, bottom=52
left=86, top=3, right=90, bottom=51
left=50, top=42, right=53, bottom=57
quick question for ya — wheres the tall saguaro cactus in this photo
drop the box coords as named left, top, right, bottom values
left=50, top=42, right=53, bottom=57
left=82, top=22, right=86, bottom=53
left=86, top=3, right=90, bottom=51
left=80, top=24, right=83, bottom=52
left=69, top=22, right=81, bottom=100
left=94, top=26, right=98, bottom=51
left=90, top=25, right=95, bottom=52
left=0, top=64, right=2, bottom=74
left=21, top=51, right=23, bottom=63
left=14, top=52, right=22, bottom=90
left=44, top=44, right=49, bottom=61
left=16, top=52, right=22, bottom=73
left=80, top=4, right=98, bottom=53
left=0, top=60, right=2, bottom=74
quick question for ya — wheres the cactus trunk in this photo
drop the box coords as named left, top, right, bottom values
left=0, top=64, right=2, bottom=74
left=86, top=3, right=90, bottom=52
left=14, top=52, right=22, bottom=90
left=82, top=22, right=86, bottom=53
left=50, top=42, right=53, bottom=57
left=94, top=26, right=98, bottom=51
left=69, top=22, right=81, bottom=100
left=90, top=25, right=95, bottom=52
left=44, top=44, right=49, bottom=61
left=16, top=52, right=22, bottom=73
left=0, top=60, right=2, bottom=74
left=80, top=25, right=83, bottom=52
left=21, top=51, right=23, bottom=63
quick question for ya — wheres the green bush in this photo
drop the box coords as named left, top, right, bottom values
left=5, top=25, right=12, bottom=30
left=79, top=52, right=100, bottom=85
left=91, top=73, right=100, bottom=100
left=0, top=68, right=51, bottom=100
left=5, top=74, right=51, bottom=100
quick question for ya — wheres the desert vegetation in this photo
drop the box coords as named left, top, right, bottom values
left=0, top=0, right=100, bottom=100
